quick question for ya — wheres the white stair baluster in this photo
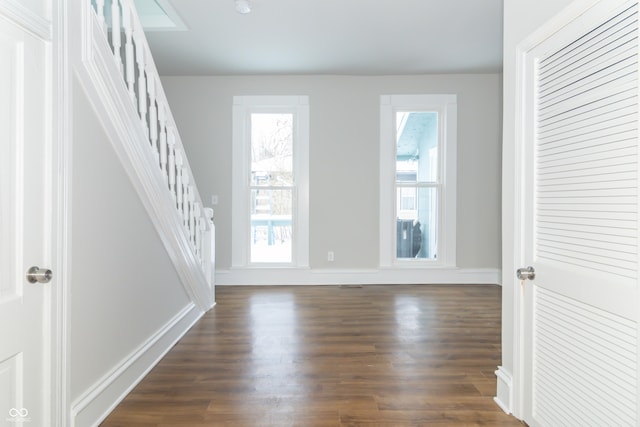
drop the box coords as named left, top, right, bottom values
left=194, top=203, right=201, bottom=256
left=183, top=169, right=190, bottom=228
left=122, top=1, right=135, bottom=101
left=168, top=128, right=176, bottom=201
left=159, top=103, right=168, bottom=183
left=111, top=0, right=122, bottom=74
left=135, top=31, right=148, bottom=139
left=176, top=151, right=183, bottom=213
left=148, top=74, right=159, bottom=159
left=95, top=0, right=106, bottom=35
left=189, top=190, right=196, bottom=245
left=198, top=217, right=205, bottom=265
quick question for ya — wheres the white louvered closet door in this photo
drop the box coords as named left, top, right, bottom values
left=520, top=0, right=639, bottom=426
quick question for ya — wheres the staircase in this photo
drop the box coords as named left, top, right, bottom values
left=65, top=2, right=215, bottom=424
left=82, top=0, right=214, bottom=310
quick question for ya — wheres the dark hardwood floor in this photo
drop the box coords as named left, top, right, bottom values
left=101, top=285, right=523, bottom=426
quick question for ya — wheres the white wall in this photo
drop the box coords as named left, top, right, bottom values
left=500, top=0, right=574, bottom=415
left=68, top=78, right=197, bottom=421
left=162, top=74, right=502, bottom=275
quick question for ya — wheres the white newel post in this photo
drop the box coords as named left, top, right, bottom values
left=110, top=0, right=122, bottom=74
left=203, top=207, right=215, bottom=287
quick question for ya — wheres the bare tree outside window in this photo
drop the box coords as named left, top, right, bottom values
left=250, top=113, right=294, bottom=263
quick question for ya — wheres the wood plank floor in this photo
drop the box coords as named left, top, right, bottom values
left=101, top=285, right=523, bottom=426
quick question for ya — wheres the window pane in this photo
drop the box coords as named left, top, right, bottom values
left=396, top=112, right=438, bottom=183
left=250, top=188, right=292, bottom=263
left=398, top=187, right=416, bottom=211
left=251, top=113, right=293, bottom=186
left=396, top=187, right=438, bottom=259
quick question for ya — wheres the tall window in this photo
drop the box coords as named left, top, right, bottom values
left=380, top=95, right=457, bottom=267
left=232, top=96, right=309, bottom=267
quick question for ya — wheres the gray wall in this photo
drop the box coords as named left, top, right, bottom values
left=162, top=74, right=502, bottom=271
left=69, top=78, right=192, bottom=399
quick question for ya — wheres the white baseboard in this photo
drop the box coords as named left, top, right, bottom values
left=494, top=365, right=513, bottom=414
left=215, top=267, right=501, bottom=286
left=70, top=303, right=204, bottom=427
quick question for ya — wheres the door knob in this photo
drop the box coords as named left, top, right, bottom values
left=516, top=266, right=535, bottom=281
left=26, top=266, right=52, bottom=284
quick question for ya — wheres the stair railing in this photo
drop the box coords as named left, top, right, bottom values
left=89, top=0, right=212, bottom=276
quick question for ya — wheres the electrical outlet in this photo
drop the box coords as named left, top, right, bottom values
left=211, top=195, right=219, bottom=205
left=327, top=251, right=334, bottom=262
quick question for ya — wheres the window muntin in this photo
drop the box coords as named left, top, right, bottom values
left=395, top=187, right=438, bottom=259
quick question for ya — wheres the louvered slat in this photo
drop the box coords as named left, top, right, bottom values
left=538, top=5, right=638, bottom=95
left=539, top=113, right=637, bottom=148
left=539, top=80, right=637, bottom=123
left=537, top=207, right=636, bottom=220
left=538, top=102, right=636, bottom=139
left=538, top=5, right=637, bottom=79
left=539, top=52, right=637, bottom=109
left=539, top=170, right=635, bottom=186
left=537, top=232, right=634, bottom=261
left=538, top=79, right=637, bottom=122
left=537, top=218, right=635, bottom=236
left=537, top=166, right=637, bottom=185
left=534, top=287, right=637, bottom=426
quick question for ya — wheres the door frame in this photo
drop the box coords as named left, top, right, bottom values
left=509, top=0, right=640, bottom=421
left=51, top=0, right=70, bottom=425
left=47, top=0, right=71, bottom=427
left=0, top=0, right=68, bottom=425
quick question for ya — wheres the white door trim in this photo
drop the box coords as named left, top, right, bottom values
left=52, top=0, right=70, bottom=425
left=0, top=0, right=63, bottom=425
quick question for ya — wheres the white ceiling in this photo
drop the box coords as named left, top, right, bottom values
left=140, top=0, right=504, bottom=76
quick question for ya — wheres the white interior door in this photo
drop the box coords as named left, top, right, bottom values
left=0, top=13, right=51, bottom=427
left=519, top=1, right=640, bottom=426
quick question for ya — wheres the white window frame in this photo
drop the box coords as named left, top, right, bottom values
left=232, top=96, right=309, bottom=268
left=379, top=94, right=457, bottom=267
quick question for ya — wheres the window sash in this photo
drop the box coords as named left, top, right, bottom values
left=249, top=187, right=295, bottom=264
